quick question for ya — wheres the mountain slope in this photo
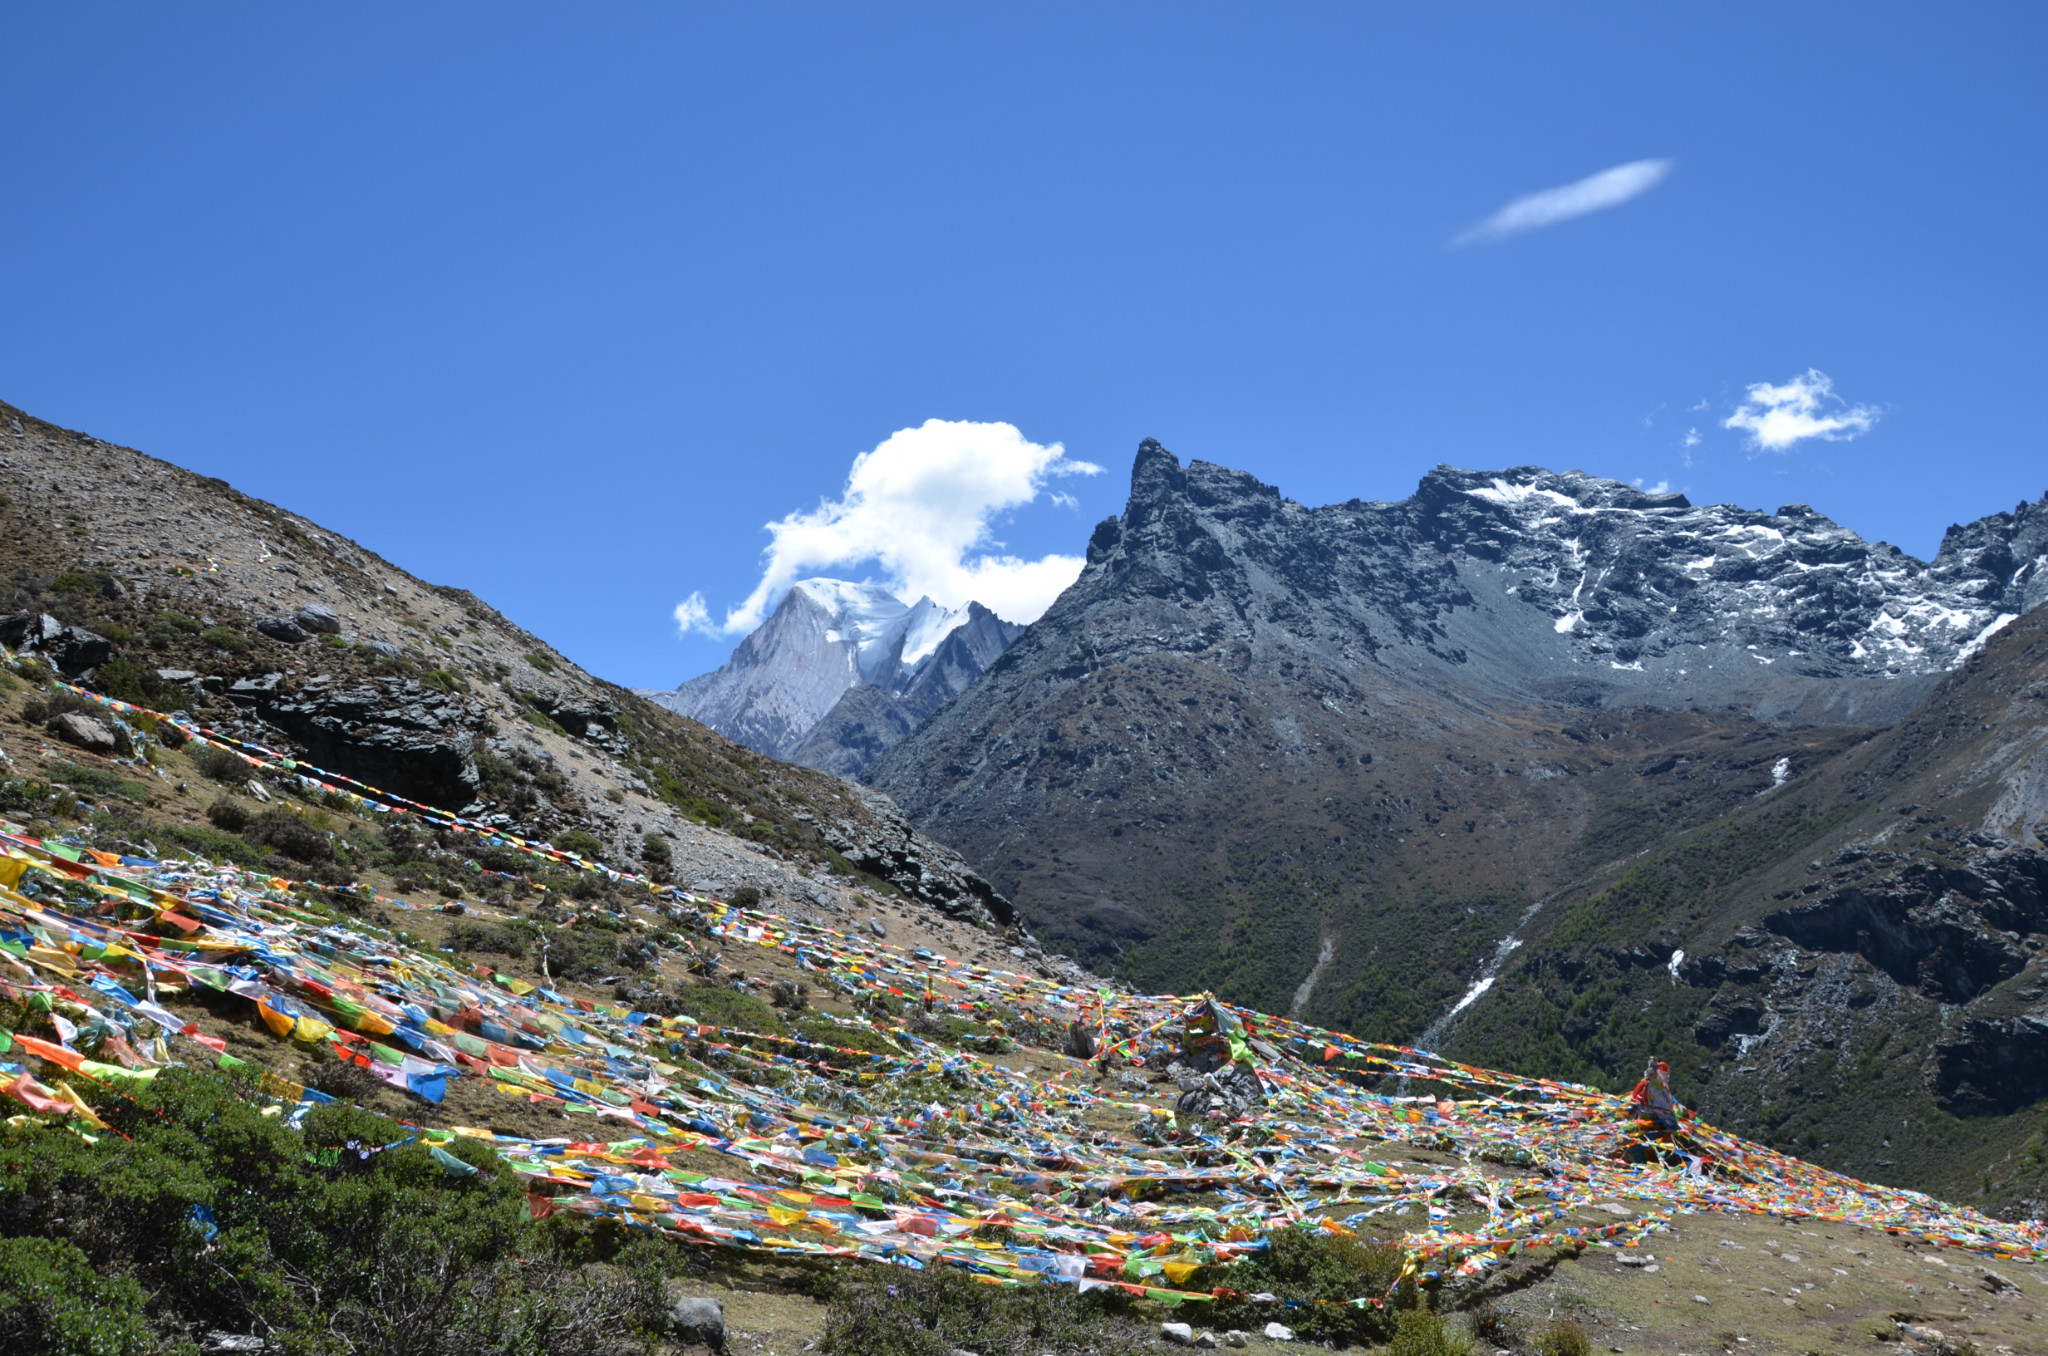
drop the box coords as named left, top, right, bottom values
left=868, top=438, right=2048, bottom=1208
left=0, top=398, right=1016, bottom=932
left=1445, top=599, right=2048, bottom=1215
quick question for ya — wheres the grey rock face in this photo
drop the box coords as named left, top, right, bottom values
left=227, top=673, right=482, bottom=808
left=255, top=616, right=310, bottom=644
left=49, top=711, right=119, bottom=754
left=294, top=602, right=342, bottom=634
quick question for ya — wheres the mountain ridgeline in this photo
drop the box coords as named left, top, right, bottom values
left=868, top=440, right=2048, bottom=1213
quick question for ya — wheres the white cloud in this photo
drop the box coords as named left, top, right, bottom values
left=672, top=591, right=712, bottom=637
left=1681, top=428, right=1701, bottom=448
left=1723, top=369, right=1880, bottom=453
left=1455, top=159, right=1672, bottom=245
left=714, top=419, right=1102, bottom=635
left=1633, top=478, right=1672, bottom=494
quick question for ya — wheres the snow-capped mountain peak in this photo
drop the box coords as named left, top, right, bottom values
left=639, top=577, right=1015, bottom=763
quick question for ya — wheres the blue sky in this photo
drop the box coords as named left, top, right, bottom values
left=4, top=5, right=2043, bottom=688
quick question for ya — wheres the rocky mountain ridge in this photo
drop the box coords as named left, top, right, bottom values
left=869, top=438, right=2048, bottom=1212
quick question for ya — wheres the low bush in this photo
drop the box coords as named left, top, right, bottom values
left=448, top=920, right=528, bottom=957
left=1388, top=1308, right=1475, bottom=1356
left=243, top=809, right=333, bottom=863
left=675, top=982, right=782, bottom=1034
left=1531, top=1318, right=1591, bottom=1356
left=818, top=1256, right=1144, bottom=1356
left=0, top=1068, right=667, bottom=1355
left=555, top=830, right=605, bottom=861
left=304, top=1056, right=387, bottom=1103
left=0, top=1234, right=151, bottom=1356
left=189, top=743, right=250, bottom=782
left=199, top=624, right=251, bottom=654
left=207, top=798, right=253, bottom=832
left=1209, top=1228, right=1412, bottom=1346
left=45, top=762, right=151, bottom=806
left=159, top=822, right=270, bottom=867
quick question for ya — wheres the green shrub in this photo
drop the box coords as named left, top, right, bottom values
left=554, top=830, right=605, bottom=861
left=243, top=809, right=333, bottom=863
left=0, top=1068, right=664, bottom=1355
left=152, top=610, right=202, bottom=635
left=199, top=624, right=251, bottom=654
left=1210, top=1228, right=1410, bottom=1346
left=88, top=658, right=185, bottom=712
left=0, top=1235, right=151, bottom=1356
left=189, top=743, right=250, bottom=781
left=45, top=762, right=152, bottom=806
left=676, top=983, right=782, bottom=1035
left=51, top=571, right=112, bottom=595
left=819, top=1258, right=1142, bottom=1356
left=1531, top=1318, right=1591, bottom=1356
left=525, top=652, right=556, bottom=674
left=448, top=920, right=526, bottom=957
left=159, top=822, right=269, bottom=867
left=207, top=798, right=252, bottom=832
left=1389, top=1308, right=1475, bottom=1356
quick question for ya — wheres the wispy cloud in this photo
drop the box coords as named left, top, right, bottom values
left=1723, top=369, right=1880, bottom=453
left=1681, top=428, right=1701, bottom=448
left=671, top=591, right=711, bottom=637
left=1455, top=159, right=1673, bottom=246
left=1632, top=478, right=1673, bottom=494
left=691, top=419, right=1103, bottom=638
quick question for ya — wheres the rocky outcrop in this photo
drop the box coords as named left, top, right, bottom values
left=218, top=672, right=484, bottom=811
left=1933, top=1011, right=2048, bottom=1115
left=0, top=612, right=113, bottom=677
left=1763, top=853, right=2048, bottom=1003
left=819, top=787, right=1015, bottom=927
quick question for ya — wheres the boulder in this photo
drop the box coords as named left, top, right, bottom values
left=0, top=612, right=113, bottom=675
left=365, top=640, right=402, bottom=659
left=1263, top=1323, right=1295, bottom=1342
left=1160, top=1322, right=1194, bottom=1345
left=256, top=617, right=310, bottom=644
left=50, top=711, right=119, bottom=754
left=295, top=603, right=342, bottom=634
left=667, top=1296, right=724, bottom=1349
left=868, top=917, right=887, bottom=938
